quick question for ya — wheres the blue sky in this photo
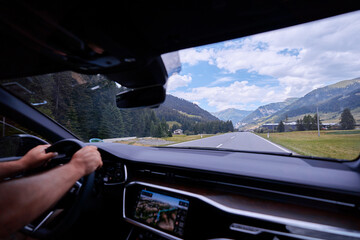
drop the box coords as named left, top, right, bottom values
left=165, top=10, right=360, bottom=113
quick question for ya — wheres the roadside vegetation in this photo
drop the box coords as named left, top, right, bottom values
left=256, top=108, right=359, bottom=160
left=257, top=130, right=360, bottom=160
left=115, top=134, right=216, bottom=147
left=162, top=134, right=216, bottom=144
left=2, top=72, right=234, bottom=142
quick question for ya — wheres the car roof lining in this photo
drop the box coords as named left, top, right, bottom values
left=0, top=1, right=359, bottom=80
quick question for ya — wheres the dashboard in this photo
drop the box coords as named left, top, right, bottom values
left=97, top=161, right=127, bottom=185
left=95, top=143, right=360, bottom=240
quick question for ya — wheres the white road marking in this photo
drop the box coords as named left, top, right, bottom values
left=252, top=133, right=292, bottom=153
left=216, top=144, right=223, bottom=148
left=231, top=136, right=235, bottom=139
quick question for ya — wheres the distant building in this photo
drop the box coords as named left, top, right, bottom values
left=173, top=129, right=183, bottom=135
left=284, top=122, right=297, bottom=131
left=322, top=122, right=339, bottom=129
left=262, top=123, right=277, bottom=131
left=262, top=122, right=340, bottom=131
left=262, top=122, right=297, bottom=131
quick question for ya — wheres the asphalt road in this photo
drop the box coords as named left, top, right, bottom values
left=170, top=132, right=291, bottom=153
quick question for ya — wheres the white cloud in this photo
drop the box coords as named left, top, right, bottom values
left=172, top=81, right=287, bottom=111
left=166, top=73, right=192, bottom=91
left=209, top=77, right=235, bottom=86
left=173, top=11, right=360, bottom=111
left=216, top=11, right=360, bottom=96
left=179, top=48, right=214, bottom=66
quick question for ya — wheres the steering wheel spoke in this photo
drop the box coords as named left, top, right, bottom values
left=21, top=139, right=95, bottom=239
left=24, top=211, right=55, bottom=233
left=23, top=179, right=83, bottom=234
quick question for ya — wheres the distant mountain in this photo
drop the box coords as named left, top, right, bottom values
left=268, top=78, right=360, bottom=123
left=157, top=94, right=219, bottom=121
left=154, top=94, right=234, bottom=134
left=154, top=94, right=219, bottom=126
left=241, top=77, right=360, bottom=129
left=241, top=98, right=298, bottom=124
left=318, top=87, right=360, bottom=112
left=212, top=108, right=252, bottom=126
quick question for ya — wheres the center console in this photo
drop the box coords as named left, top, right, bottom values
left=123, top=181, right=359, bottom=240
left=123, top=182, right=191, bottom=240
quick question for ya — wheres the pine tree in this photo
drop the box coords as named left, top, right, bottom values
left=296, top=119, right=305, bottom=131
left=65, top=99, right=81, bottom=135
left=303, top=115, right=312, bottom=130
left=278, top=121, right=285, bottom=132
left=155, top=124, right=164, bottom=138
left=340, top=108, right=356, bottom=130
left=150, top=121, right=156, bottom=137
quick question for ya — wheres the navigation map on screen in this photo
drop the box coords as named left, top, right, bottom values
left=134, top=189, right=189, bottom=236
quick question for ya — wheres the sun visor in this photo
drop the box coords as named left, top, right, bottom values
left=104, top=56, right=168, bottom=89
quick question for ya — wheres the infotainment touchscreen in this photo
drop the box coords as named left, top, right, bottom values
left=134, top=189, right=189, bottom=237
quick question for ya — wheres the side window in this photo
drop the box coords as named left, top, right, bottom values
left=0, top=115, right=48, bottom=159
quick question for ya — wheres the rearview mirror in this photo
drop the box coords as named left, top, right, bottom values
left=116, top=85, right=166, bottom=108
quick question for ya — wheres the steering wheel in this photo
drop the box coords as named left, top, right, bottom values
left=21, top=139, right=95, bottom=239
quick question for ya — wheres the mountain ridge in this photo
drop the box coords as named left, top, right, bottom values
left=154, top=94, right=233, bottom=134
left=157, top=78, right=360, bottom=131
left=269, top=78, right=360, bottom=122
left=241, top=98, right=298, bottom=124
left=240, top=77, right=360, bottom=129
left=156, top=94, right=219, bottom=121
left=212, top=108, right=252, bottom=126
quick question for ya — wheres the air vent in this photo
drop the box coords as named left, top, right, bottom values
left=229, top=223, right=360, bottom=240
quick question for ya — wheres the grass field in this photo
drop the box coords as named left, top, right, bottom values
left=166, top=121, right=182, bottom=129
left=114, top=134, right=216, bottom=147
left=162, top=134, right=215, bottom=144
left=257, top=130, right=360, bottom=160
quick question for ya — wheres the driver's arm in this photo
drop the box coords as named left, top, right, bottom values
left=0, top=146, right=102, bottom=238
left=0, top=145, right=58, bottom=180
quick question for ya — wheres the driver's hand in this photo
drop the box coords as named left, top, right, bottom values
left=20, top=144, right=58, bottom=169
left=69, top=146, right=103, bottom=176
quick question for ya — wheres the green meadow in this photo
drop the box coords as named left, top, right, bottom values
left=257, top=130, right=360, bottom=160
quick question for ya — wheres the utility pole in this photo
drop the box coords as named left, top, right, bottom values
left=317, top=107, right=320, bottom=137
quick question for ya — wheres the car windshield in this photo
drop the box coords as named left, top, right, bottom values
left=1, top=11, right=359, bottom=161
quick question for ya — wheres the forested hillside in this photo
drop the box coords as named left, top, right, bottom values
left=159, top=94, right=219, bottom=121
left=154, top=95, right=233, bottom=135
left=3, top=72, right=233, bottom=141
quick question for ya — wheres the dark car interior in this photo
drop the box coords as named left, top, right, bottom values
left=1, top=1, right=360, bottom=239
